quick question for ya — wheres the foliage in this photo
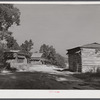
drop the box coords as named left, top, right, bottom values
left=39, top=44, right=49, bottom=58
left=20, top=39, right=34, bottom=56
left=40, top=44, right=56, bottom=64
left=0, top=4, right=20, bottom=63
left=0, top=4, right=20, bottom=31
left=39, top=44, right=66, bottom=68
left=54, top=53, right=66, bottom=68
left=0, top=4, right=20, bottom=45
left=5, top=34, right=20, bottom=50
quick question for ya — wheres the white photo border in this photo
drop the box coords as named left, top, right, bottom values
left=0, top=1, right=99, bottom=98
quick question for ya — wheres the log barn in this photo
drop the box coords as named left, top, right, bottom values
left=4, top=50, right=30, bottom=70
left=30, top=53, right=49, bottom=65
left=67, top=43, right=100, bottom=73
left=30, top=53, right=43, bottom=65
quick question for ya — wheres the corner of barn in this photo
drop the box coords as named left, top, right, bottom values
left=67, top=42, right=100, bottom=73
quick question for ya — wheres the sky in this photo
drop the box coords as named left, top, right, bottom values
left=9, top=4, right=100, bottom=57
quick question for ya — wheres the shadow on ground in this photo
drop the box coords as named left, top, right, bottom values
left=0, top=71, right=99, bottom=89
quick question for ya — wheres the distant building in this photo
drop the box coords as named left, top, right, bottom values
left=4, top=50, right=29, bottom=69
left=67, top=43, right=100, bottom=73
left=30, top=53, right=49, bottom=65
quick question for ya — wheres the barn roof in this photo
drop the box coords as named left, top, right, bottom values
left=81, top=42, right=100, bottom=48
left=31, top=53, right=43, bottom=58
left=4, top=49, right=20, bottom=53
left=4, top=50, right=30, bottom=58
left=67, top=42, right=100, bottom=53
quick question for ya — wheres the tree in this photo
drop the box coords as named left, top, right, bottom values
left=0, top=4, right=20, bottom=31
left=0, top=4, right=20, bottom=63
left=46, top=46, right=56, bottom=65
left=20, top=39, right=34, bottom=56
left=39, top=44, right=66, bottom=68
left=5, top=35, right=20, bottom=50
left=54, top=53, right=66, bottom=68
left=0, top=4, right=20, bottom=41
left=40, top=44, right=56, bottom=63
left=39, top=44, right=49, bottom=58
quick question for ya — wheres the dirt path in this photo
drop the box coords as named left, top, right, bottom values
left=49, top=73, right=95, bottom=89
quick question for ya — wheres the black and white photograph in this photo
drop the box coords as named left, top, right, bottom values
left=0, top=3, right=100, bottom=90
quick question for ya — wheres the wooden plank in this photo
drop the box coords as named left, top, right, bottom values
left=82, top=48, right=100, bottom=66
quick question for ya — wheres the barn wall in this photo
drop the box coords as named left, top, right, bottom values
left=31, top=61, right=42, bottom=65
left=68, top=52, right=82, bottom=72
left=81, top=48, right=100, bottom=73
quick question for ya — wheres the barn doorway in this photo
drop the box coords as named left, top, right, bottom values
left=73, top=62, right=81, bottom=72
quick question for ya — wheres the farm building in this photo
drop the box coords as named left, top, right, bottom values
left=67, top=43, right=100, bottom=73
left=30, top=53, right=49, bottom=65
left=4, top=50, right=30, bottom=70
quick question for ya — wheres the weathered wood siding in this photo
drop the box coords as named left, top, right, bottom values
left=81, top=48, right=100, bottom=72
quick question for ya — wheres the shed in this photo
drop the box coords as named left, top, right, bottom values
left=30, top=53, right=49, bottom=64
left=67, top=42, right=100, bottom=73
left=4, top=50, right=29, bottom=69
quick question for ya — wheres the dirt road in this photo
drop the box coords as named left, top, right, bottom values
left=0, top=71, right=97, bottom=89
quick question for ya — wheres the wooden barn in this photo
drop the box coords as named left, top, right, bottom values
left=4, top=50, right=29, bottom=69
left=30, top=53, right=49, bottom=65
left=67, top=43, right=100, bottom=73
left=30, top=53, right=43, bottom=65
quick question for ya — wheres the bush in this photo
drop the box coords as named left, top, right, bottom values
left=54, top=53, right=66, bottom=68
left=39, top=44, right=66, bottom=68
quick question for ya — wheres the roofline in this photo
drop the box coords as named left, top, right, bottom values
left=4, top=51, right=30, bottom=57
left=66, top=47, right=81, bottom=51
left=67, top=46, right=100, bottom=51
left=66, top=42, right=100, bottom=51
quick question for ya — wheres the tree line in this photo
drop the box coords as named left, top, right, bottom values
left=40, top=44, right=66, bottom=68
left=0, top=4, right=66, bottom=68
